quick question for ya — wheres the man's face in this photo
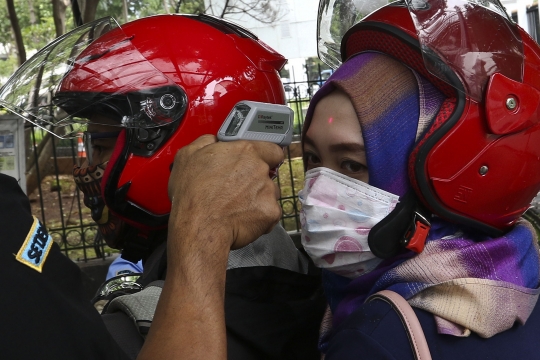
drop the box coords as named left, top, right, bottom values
left=73, top=114, right=126, bottom=248
left=84, top=114, right=121, bottom=166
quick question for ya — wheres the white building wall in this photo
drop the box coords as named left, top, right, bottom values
left=209, top=0, right=320, bottom=82
left=502, top=0, right=534, bottom=36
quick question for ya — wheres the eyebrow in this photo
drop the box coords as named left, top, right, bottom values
left=303, top=136, right=317, bottom=149
left=329, top=142, right=365, bottom=153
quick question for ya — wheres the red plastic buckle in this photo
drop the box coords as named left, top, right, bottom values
left=403, top=213, right=430, bottom=254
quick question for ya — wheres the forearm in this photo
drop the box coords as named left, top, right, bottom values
left=138, top=217, right=230, bottom=360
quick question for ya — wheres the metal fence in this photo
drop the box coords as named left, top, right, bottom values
left=21, top=74, right=322, bottom=262
left=25, top=129, right=106, bottom=262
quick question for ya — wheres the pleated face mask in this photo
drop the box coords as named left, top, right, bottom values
left=299, top=167, right=399, bottom=278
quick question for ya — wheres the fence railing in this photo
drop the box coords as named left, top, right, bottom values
left=19, top=75, right=321, bottom=262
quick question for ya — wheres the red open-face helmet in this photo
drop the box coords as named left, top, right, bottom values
left=0, top=15, right=286, bottom=259
left=317, top=0, right=540, bottom=257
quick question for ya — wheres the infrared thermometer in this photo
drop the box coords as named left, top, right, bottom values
left=217, top=101, right=294, bottom=146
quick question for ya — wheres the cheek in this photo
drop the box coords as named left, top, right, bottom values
left=353, top=172, right=369, bottom=184
left=99, top=144, right=118, bottom=165
left=103, top=148, right=115, bottom=163
left=91, top=149, right=113, bottom=166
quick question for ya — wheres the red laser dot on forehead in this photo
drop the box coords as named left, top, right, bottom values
left=328, top=117, right=333, bottom=124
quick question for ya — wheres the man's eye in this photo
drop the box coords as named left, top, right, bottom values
left=342, top=160, right=366, bottom=173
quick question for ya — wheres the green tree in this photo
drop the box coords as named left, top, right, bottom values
left=5, top=0, right=26, bottom=66
left=0, top=0, right=75, bottom=64
left=176, top=0, right=205, bottom=14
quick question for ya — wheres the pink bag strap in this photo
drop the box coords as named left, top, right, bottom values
left=367, top=290, right=432, bottom=360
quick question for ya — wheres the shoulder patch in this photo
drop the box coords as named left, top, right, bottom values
left=15, top=216, right=53, bottom=272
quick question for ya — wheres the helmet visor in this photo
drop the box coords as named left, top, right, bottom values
left=0, top=17, right=187, bottom=139
left=317, top=0, right=524, bottom=101
left=317, top=0, right=391, bottom=70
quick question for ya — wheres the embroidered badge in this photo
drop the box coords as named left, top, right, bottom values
left=16, top=216, right=53, bottom=272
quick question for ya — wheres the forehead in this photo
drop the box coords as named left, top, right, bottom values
left=305, top=89, right=362, bottom=146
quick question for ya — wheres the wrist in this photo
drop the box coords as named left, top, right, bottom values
left=166, top=213, right=230, bottom=277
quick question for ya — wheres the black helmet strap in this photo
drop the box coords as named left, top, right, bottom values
left=368, top=190, right=431, bottom=259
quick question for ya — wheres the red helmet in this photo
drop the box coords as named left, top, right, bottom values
left=316, top=0, right=540, bottom=256
left=0, top=15, right=286, bottom=258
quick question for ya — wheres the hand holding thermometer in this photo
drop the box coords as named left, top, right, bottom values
left=217, top=101, right=294, bottom=178
left=217, top=101, right=293, bottom=146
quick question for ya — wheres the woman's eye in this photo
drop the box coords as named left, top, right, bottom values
left=341, top=160, right=366, bottom=173
left=304, top=153, right=321, bottom=166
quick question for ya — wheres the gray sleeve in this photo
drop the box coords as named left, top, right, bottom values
left=227, top=224, right=309, bottom=274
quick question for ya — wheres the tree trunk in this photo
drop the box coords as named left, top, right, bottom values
left=52, top=0, right=70, bottom=37
left=6, top=0, right=26, bottom=65
left=28, top=0, right=37, bottom=25
left=81, top=0, right=100, bottom=23
left=71, top=0, right=83, bottom=26
left=25, top=132, right=55, bottom=195
left=122, top=0, right=128, bottom=23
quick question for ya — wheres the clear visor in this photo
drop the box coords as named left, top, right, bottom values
left=317, top=0, right=524, bottom=101
left=317, top=0, right=392, bottom=69
left=0, top=17, right=187, bottom=139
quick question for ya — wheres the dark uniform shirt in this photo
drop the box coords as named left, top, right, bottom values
left=0, top=173, right=129, bottom=359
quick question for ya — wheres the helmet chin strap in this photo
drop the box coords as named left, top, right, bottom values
left=121, top=227, right=167, bottom=263
left=368, top=191, right=431, bottom=259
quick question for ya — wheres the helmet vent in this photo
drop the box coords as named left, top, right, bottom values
left=189, top=14, right=258, bottom=40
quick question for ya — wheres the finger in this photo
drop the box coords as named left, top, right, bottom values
left=171, top=135, right=217, bottom=173
left=262, top=201, right=283, bottom=237
left=261, top=180, right=283, bottom=229
left=274, top=182, right=281, bottom=200
left=179, top=134, right=217, bottom=157
left=240, top=141, right=284, bottom=169
left=169, top=135, right=217, bottom=199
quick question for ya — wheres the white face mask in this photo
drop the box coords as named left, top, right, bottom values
left=299, top=167, right=400, bottom=279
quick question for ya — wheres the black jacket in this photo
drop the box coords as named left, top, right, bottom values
left=0, top=173, right=129, bottom=359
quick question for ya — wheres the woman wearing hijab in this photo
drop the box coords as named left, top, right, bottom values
left=298, top=0, right=540, bottom=358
